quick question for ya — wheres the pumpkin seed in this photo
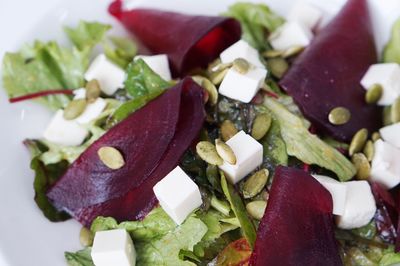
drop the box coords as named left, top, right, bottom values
left=192, top=76, right=218, bottom=105
left=196, top=141, right=223, bottom=165
left=210, top=68, right=229, bottom=85
left=210, top=195, right=231, bottom=216
left=363, top=140, right=374, bottom=162
left=215, top=139, right=236, bottom=164
left=328, top=107, right=351, bottom=125
left=85, top=79, right=101, bottom=103
left=63, top=99, right=87, bottom=120
left=251, top=113, right=272, bottom=140
left=210, top=62, right=232, bottom=73
left=98, top=146, right=125, bottom=169
left=349, top=128, right=368, bottom=156
left=262, top=49, right=283, bottom=58
left=208, top=58, right=222, bottom=72
left=243, top=169, right=269, bottom=199
left=352, top=153, right=371, bottom=180
left=282, top=45, right=305, bottom=58
left=383, top=106, right=393, bottom=126
left=246, top=201, right=267, bottom=220
left=79, top=227, right=94, bottom=247
left=365, top=84, right=383, bottom=104
left=232, top=58, right=250, bottom=74
left=391, top=97, right=400, bottom=123
left=267, top=57, right=289, bottom=79
left=221, top=120, right=238, bottom=142
left=371, top=132, right=381, bottom=142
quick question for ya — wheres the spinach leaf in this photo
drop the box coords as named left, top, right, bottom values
left=383, top=18, right=400, bottom=64
left=65, top=248, right=94, bottom=266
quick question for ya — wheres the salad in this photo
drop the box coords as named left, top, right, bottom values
left=2, top=0, right=400, bottom=265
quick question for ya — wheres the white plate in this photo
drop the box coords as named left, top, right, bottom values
left=0, top=0, right=399, bottom=265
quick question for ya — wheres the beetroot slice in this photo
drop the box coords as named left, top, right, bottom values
left=108, top=0, right=241, bottom=77
left=279, top=0, right=381, bottom=142
left=250, top=166, right=341, bottom=266
left=47, top=82, right=182, bottom=210
left=73, top=78, right=205, bottom=226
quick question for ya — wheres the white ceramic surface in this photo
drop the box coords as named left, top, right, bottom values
left=0, top=0, right=399, bottom=265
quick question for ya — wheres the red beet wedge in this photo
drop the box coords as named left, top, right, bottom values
left=279, top=0, right=381, bottom=142
left=74, top=78, right=206, bottom=226
left=108, top=0, right=241, bottom=77
left=250, top=166, right=341, bottom=266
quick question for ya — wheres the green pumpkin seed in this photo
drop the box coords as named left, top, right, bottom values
left=352, top=153, right=371, bottom=180
left=243, top=169, right=269, bottom=199
left=196, top=141, right=223, bottom=165
left=262, top=49, right=283, bottom=58
left=79, top=227, right=94, bottom=247
left=363, top=140, right=374, bottom=162
left=246, top=201, right=267, bottom=220
left=63, top=99, right=87, bottom=120
left=371, top=132, right=381, bottom=142
left=232, top=58, right=250, bottom=74
left=208, top=58, right=222, bottom=72
left=365, top=84, right=383, bottom=104
left=221, top=120, right=238, bottom=142
left=267, top=57, right=289, bottom=79
left=210, top=68, right=229, bottom=85
left=251, top=113, right=272, bottom=140
left=328, top=107, right=351, bottom=125
left=210, top=62, right=232, bottom=73
left=349, top=128, right=368, bottom=156
left=210, top=195, right=231, bottom=216
left=215, top=139, right=236, bottom=164
left=391, top=97, right=400, bottom=123
left=192, top=76, right=218, bottom=105
left=98, top=146, right=125, bottom=170
left=85, top=79, right=101, bottom=103
left=282, top=45, right=305, bottom=58
left=383, top=106, right=393, bottom=126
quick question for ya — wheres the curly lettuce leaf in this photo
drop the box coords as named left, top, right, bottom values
left=263, top=97, right=356, bottom=181
left=65, top=248, right=94, bottom=266
left=223, top=2, right=285, bottom=51
left=64, top=21, right=111, bottom=50
left=383, top=18, right=400, bottom=64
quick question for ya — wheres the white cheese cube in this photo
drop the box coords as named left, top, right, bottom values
left=43, top=110, right=88, bottom=146
left=84, top=54, right=126, bottom=96
left=287, top=2, right=322, bottom=30
left=313, top=175, right=347, bottom=216
left=370, top=139, right=400, bottom=189
left=380, top=123, right=400, bottom=148
left=135, top=54, right=172, bottom=81
left=219, top=67, right=267, bottom=103
left=269, top=22, right=313, bottom=51
left=73, top=88, right=86, bottom=100
left=220, top=40, right=264, bottom=68
left=336, top=181, right=376, bottom=229
left=360, top=63, right=400, bottom=106
left=219, top=131, right=263, bottom=184
left=76, top=98, right=107, bottom=125
left=91, top=229, right=136, bottom=266
left=153, top=166, right=202, bottom=225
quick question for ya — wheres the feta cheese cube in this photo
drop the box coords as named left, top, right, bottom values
left=76, top=98, right=107, bottom=125
left=219, top=67, right=267, bottom=103
left=91, top=229, right=136, bottom=266
left=135, top=54, right=172, bottom=81
left=219, top=131, right=263, bottom=184
left=336, top=181, right=376, bottom=229
left=313, top=175, right=347, bottom=216
left=370, top=139, right=400, bottom=189
left=269, top=22, right=313, bottom=51
left=360, top=63, right=400, bottom=106
left=43, top=110, right=88, bottom=146
left=73, top=88, right=86, bottom=100
left=84, top=54, right=126, bottom=96
left=153, top=166, right=202, bottom=224
left=380, top=123, right=400, bottom=149
left=220, top=40, right=264, bottom=68
left=287, top=2, right=322, bottom=30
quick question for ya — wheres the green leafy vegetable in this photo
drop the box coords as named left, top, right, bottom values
left=224, top=2, right=285, bottom=51
left=64, top=21, right=111, bottom=51
left=104, top=36, right=138, bottom=68
left=220, top=173, right=257, bottom=249
left=383, top=18, right=400, bottom=64
left=65, top=248, right=94, bottom=266
left=379, top=252, right=400, bottom=266
left=263, top=97, right=356, bottom=181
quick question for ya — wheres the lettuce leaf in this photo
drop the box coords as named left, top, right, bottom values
left=383, top=18, right=400, bottom=64
left=65, top=248, right=94, bottom=266
left=223, top=2, right=284, bottom=51
left=379, top=252, right=400, bottom=266
left=64, top=21, right=111, bottom=51
left=263, top=97, right=356, bottom=181
left=104, top=36, right=138, bottom=68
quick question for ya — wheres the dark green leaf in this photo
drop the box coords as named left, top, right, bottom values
left=65, top=248, right=94, bottom=266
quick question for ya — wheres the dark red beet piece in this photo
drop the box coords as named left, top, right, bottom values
left=108, top=0, right=241, bottom=77
left=279, top=0, right=381, bottom=142
left=73, top=78, right=205, bottom=226
left=250, top=166, right=341, bottom=266
left=47, top=82, right=182, bottom=210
